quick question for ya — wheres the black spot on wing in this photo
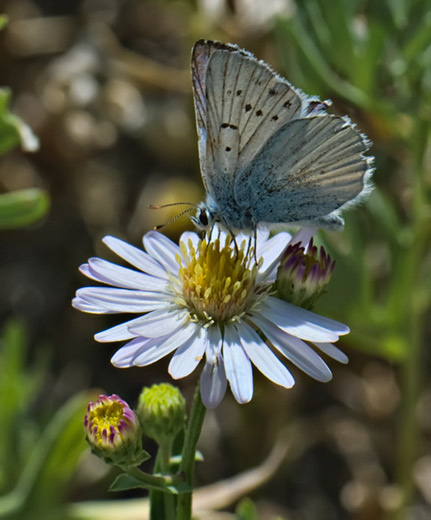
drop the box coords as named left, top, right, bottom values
left=256, top=109, right=263, bottom=117
left=245, top=104, right=252, bottom=112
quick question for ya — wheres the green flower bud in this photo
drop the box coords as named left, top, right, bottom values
left=84, top=394, right=146, bottom=466
left=276, top=238, right=335, bottom=310
left=137, top=384, right=186, bottom=445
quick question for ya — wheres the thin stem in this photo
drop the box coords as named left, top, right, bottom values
left=148, top=438, right=176, bottom=520
left=124, top=466, right=173, bottom=488
left=176, top=383, right=207, bottom=520
left=160, top=439, right=176, bottom=520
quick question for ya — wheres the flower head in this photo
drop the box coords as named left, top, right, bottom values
left=73, top=228, right=349, bottom=408
left=276, top=238, right=335, bottom=309
left=137, top=383, right=186, bottom=444
left=84, top=394, right=146, bottom=466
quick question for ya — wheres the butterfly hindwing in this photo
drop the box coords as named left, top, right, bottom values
left=235, top=115, right=372, bottom=223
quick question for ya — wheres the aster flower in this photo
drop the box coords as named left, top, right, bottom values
left=73, top=228, right=349, bottom=408
left=84, top=394, right=146, bottom=466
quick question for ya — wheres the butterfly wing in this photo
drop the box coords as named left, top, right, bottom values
left=191, top=40, right=314, bottom=204
left=235, top=115, right=373, bottom=225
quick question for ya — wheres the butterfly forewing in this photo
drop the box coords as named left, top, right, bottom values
left=192, top=40, right=308, bottom=199
left=235, top=115, right=371, bottom=223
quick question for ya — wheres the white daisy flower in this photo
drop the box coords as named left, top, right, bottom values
left=73, top=229, right=349, bottom=408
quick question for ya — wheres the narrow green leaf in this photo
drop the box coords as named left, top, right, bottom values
left=0, top=188, right=50, bottom=228
left=12, top=391, right=101, bottom=510
left=275, top=16, right=371, bottom=109
left=0, top=87, right=39, bottom=155
left=109, top=473, right=190, bottom=494
left=403, top=11, right=431, bottom=61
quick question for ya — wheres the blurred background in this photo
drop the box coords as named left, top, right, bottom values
left=0, top=0, right=429, bottom=519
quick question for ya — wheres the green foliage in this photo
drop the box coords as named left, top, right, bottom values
left=0, top=88, right=49, bottom=229
left=235, top=498, right=287, bottom=520
left=275, top=0, right=430, bottom=362
left=0, top=188, right=50, bottom=229
left=235, top=498, right=258, bottom=520
left=109, top=472, right=189, bottom=494
left=275, top=0, right=430, bottom=119
left=0, top=88, right=39, bottom=155
left=0, top=319, right=99, bottom=520
left=0, top=15, right=8, bottom=31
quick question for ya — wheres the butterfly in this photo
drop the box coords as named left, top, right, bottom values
left=189, top=40, right=373, bottom=234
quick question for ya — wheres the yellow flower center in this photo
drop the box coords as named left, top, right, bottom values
left=177, top=236, right=262, bottom=325
left=88, top=401, right=124, bottom=445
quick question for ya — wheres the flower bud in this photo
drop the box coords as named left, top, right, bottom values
left=276, top=238, right=335, bottom=310
left=137, top=384, right=186, bottom=445
left=84, top=394, right=146, bottom=466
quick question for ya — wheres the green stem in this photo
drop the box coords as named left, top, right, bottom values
left=144, top=437, right=176, bottom=520
left=177, top=383, right=207, bottom=520
left=159, top=439, right=176, bottom=520
left=123, top=466, right=173, bottom=489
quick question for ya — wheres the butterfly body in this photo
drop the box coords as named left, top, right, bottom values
left=191, top=40, right=373, bottom=233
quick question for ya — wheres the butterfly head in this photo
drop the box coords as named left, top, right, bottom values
left=191, top=203, right=214, bottom=231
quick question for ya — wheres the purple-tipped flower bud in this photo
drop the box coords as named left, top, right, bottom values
left=276, top=238, right=335, bottom=310
left=84, top=394, right=146, bottom=466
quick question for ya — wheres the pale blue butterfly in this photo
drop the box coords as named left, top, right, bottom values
left=190, top=40, right=373, bottom=234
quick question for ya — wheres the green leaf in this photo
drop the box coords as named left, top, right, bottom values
left=235, top=498, right=258, bottom=520
left=0, top=15, right=8, bottom=31
left=0, top=88, right=39, bottom=155
left=0, top=188, right=50, bottom=228
left=274, top=16, right=371, bottom=109
left=0, top=391, right=101, bottom=519
left=109, top=472, right=192, bottom=495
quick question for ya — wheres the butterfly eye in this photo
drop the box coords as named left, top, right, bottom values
left=198, top=210, right=209, bottom=227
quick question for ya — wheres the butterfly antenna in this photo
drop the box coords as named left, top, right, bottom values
left=149, top=202, right=197, bottom=210
left=153, top=207, right=195, bottom=230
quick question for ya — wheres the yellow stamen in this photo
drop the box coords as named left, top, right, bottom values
left=178, top=236, right=261, bottom=324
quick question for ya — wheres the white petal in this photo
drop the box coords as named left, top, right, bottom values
left=252, top=315, right=332, bottom=382
left=200, top=327, right=228, bottom=408
left=289, top=227, right=316, bottom=248
left=313, top=342, right=349, bottom=364
left=180, top=231, right=200, bottom=252
left=81, top=258, right=168, bottom=291
left=103, top=235, right=169, bottom=280
left=238, top=322, right=295, bottom=388
left=129, top=307, right=189, bottom=338
left=256, top=231, right=291, bottom=283
left=256, top=227, right=271, bottom=243
left=168, top=327, right=206, bottom=379
left=95, top=316, right=144, bottom=342
left=258, top=296, right=349, bottom=342
left=72, top=296, right=104, bottom=314
left=74, top=287, right=170, bottom=313
left=111, top=336, right=160, bottom=367
left=223, top=325, right=253, bottom=404
left=132, top=322, right=198, bottom=366
left=143, top=231, right=181, bottom=275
